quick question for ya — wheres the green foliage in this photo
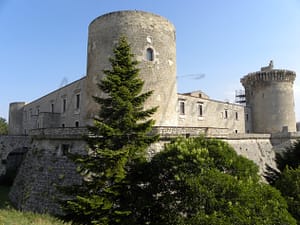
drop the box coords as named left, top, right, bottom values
left=275, top=166, right=300, bottom=222
left=276, top=140, right=300, bottom=171
left=123, top=137, right=296, bottom=225
left=61, top=36, right=158, bottom=225
left=267, top=140, right=300, bottom=223
left=0, top=117, right=8, bottom=135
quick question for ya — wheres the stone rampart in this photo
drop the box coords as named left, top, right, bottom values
left=7, top=128, right=300, bottom=214
left=0, top=135, right=30, bottom=181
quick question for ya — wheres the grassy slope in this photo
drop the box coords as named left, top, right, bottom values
left=0, top=185, right=70, bottom=225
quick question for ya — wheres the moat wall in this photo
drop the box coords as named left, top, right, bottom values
left=0, top=135, right=30, bottom=183
left=6, top=128, right=300, bottom=214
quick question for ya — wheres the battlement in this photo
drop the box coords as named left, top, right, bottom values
left=241, top=69, right=296, bottom=86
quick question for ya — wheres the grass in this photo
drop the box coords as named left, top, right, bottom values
left=0, top=185, right=71, bottom=225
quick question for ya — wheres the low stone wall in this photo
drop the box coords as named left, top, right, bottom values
left=8, top=128, right=300, bottom=215
left=9, top=136, right=86, bottom=214
left=0, top=135, right=30, bottom=181
left=151, top=126, right=228, bottom=138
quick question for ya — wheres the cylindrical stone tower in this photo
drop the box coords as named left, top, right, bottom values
left=85, top=10, right=178, bottom=126
left=241, top=61, right=296, bottom=133
left=8, top=102, right=25, bottom=135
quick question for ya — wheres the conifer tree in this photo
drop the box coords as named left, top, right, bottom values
left=62, top=36, right=158, bottom=225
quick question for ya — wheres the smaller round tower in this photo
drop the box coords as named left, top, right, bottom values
left=241, top=61, right=296, bottom=133
left=8, top=102, right=25, bottom=135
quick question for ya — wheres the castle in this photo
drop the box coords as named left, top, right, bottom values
left=1, top=10, right=299, bottom=214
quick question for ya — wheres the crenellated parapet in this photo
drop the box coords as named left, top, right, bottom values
left=241, top=69, right=296, bottom=87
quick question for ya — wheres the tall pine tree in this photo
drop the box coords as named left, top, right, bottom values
left=62, top=36, right=159, bottom=225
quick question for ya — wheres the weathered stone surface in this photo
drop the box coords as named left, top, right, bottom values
left=0, top=135, right=30, bottom=181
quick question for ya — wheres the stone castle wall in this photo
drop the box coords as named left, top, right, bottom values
left=9, top=128, right=86, bottom=214
left=0, top=135, right=30, bottom=181
left=7, top=127, right=300, bottom=214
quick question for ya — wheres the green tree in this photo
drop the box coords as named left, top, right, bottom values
left=265, top=140, right=300, bottom=184
left=0, top=117, right=8, bottom=135
left=275, top=166, right=300, bottom=222
left=61, top=36, right=158, bottom=225
left=124, top=137, right=296, bottom=225
left=276, top=140, right=300, bottom=171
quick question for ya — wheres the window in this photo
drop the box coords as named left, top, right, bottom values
left=179, top=101, right=185, bottom=115
left=235, top=112, right=238, bottom=120
left=75, top=121, right=79, bottom=128
left=146, top=48, right=154, bottom=61
left=61, top=144, right=70, bottom=156
left=76, top=94, right=80, bottom=109
left=62, top=98, right=67, bottom=113
left=198, top=103, right=203, bottom=117
left=51, top=103, right=54, bottom=113
left=246, top=114, right=249, bottom=122
left=62, top=123, right=65, bottom=128
left=224, top=109, right=228, bottom=119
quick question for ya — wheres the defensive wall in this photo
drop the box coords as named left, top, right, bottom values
left=0, top=135, right=30, bottom=183
left=3, top=127, right=299, bottom=214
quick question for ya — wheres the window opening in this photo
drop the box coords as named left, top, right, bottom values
left=61, top=144, right=70, bottom=156
left=179, top=101, right=185, bottom=115
left=224, top=110, right=228, bottom=119
left=76, top=94, right=80, bottom=109
left=146, top=48, right=154, bottom=61
left=198, top=104, right=203, bottom=117
left=63, top=99, right=67, bottom=113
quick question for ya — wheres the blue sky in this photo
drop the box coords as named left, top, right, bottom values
left=1, top=0, right=300, bottom=121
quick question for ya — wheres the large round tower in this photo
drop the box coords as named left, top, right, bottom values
left=85, top=10, right=178, bottom=126
left=241, top=61, right=296, bottom=133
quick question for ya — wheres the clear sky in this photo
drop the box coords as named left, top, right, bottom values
left=1, top=0, right=300, bottom=121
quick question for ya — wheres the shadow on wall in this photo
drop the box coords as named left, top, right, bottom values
left=0, top=148, right=28, bottom=185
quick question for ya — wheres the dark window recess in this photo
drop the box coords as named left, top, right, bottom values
left=146, top=48, right=154, bottom=61
left=76, top=94, right=80, bottom=109
left=180, top=102, right=185, bottom=115
left=61, top=144, right=70, bottom=156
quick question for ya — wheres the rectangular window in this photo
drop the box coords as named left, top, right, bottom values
left=51, top=103, right=54, bottom=113
left=61, top=144, right=70, bottom=156
left=235, top=112, right=238, bottom=120
left=63, top=99, right=67, bottom=113
left=76, top=94, right=80, bottom=109
left=179, top=101, right=185, bottom=115
left=224, top=109, right=228, bottom=119
left=198, top=103, right=203, bottom=117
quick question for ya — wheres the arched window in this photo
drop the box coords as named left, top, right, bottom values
left=146, top=48, right=154, bottom=61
